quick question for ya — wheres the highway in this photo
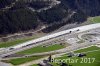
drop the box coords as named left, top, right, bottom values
left=11, top=23, right=100, bottom=48
left=0, top=23, right=100, bottom=58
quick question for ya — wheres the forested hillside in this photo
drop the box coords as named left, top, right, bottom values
left=0, top=0, right=100, bottom=35
left=0, top=0, right=15, bottom=9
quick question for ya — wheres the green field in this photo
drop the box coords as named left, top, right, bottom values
left=5, top=44, right=65, bottom=65
left=4, top=56, right=43, bottom=65
left=0, top=36, right=38, bottom=48
left=30, top=64, right=38, bottom=66
left=17, top=44, right=66, bottom=54
left=75, top=46, right=100, bottom=53
left=89, top=16, right=100, bottom=23
left=51, top=46, right=100, bottom=66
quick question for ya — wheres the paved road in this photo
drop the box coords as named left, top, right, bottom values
left=0, top=23, right=100, bottom=59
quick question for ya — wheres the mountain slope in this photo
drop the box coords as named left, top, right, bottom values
left=0, top=0, right=100, bottom=35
